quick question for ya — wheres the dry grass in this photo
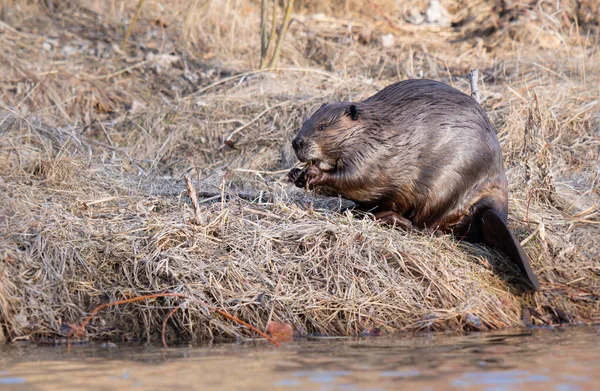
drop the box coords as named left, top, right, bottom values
left=0, top=0, right=599, bottom=344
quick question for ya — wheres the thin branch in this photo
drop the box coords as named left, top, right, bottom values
left=267, top=0, right=295, bottom=69
left=193, top=67, right=340, bottom=97
left=75, top=293, right=187, bottom=336
left=468, top=69, right=481, bottom=103
left=72, top=292, right=281, bottom=347
left=121, top=0, right=147, bottom=50
left=162, top=304, right=185, bottom=348
left=260, top=0, right=269, bottom=68
left=223, top=101, right=290, bottom=143
left=184, top=174, right=203, bottom=224
left=261, top=0, right=279, bottom=69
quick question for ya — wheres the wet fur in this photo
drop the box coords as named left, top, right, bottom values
left=291, top=79, right=540, bottom=290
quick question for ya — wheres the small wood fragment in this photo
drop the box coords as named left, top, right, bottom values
left=468, top=69, right=481, bottom=103
left=184, top=174, right=202, bottom=225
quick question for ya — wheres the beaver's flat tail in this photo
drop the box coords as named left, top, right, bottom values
left=481, top=209, right=540, bottom=291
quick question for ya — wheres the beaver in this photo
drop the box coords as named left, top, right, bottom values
left=288, top=79, right=540, bottom=291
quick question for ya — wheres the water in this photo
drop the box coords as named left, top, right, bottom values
left=0, top=327, right=599, bottom=390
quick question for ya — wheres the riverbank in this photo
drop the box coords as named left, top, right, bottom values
left=0, top=0, right=598, bottom=343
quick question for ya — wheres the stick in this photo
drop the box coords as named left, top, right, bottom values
left=162, top=304, right=184, bottom=348
left=223, top=101, right=289, bottom=143
left=468, top=69, right=481, bottom=103
left=267, top=0, right=295, bottom=69
left=260, top=0, right=269, bottom=68
left=121, top=0, right=147, bottom=50
left=81, top=60, right=152, bottom=81
left=73, top=293, right=280, bottom=347
left=184, top=174, right=202, bottom=224
left=261, top=0, right=278, bottom=69
left=75, top=293, right=188, bottom=336
left=193, top=67, right=339, bottom=97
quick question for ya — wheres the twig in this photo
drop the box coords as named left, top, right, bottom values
left=590, top=149, right=600, bottom=192
left=80, top=60, right=152, bottom=81
left=261, top=0, right=278, bottom=69
left=468, top=69, right=481, bottom=103
left=193, top=67, right=340, bottom=97
left=198, top=190, right=272, bottom=203
left=211, top=307, right=280, bottom=346
left=544, top=282, right=600, bottom=297
left=260, top=0, right=269, bottom=69
left=267, top=0, right=295, bottom=69
left=157, top=188, right=275, bottom=203
left=73, top=292, right=281, bottom=347
left=0, top=102, right=36, bottom=129
left=97, top=120, right=115, bottom=147
left=162, top=304, right=185, bottom=348
left=223, top=101, right=290, bottom=143
left=121, top=0, right=147, bottom=50
left=184, top=174, right=202, bottom=224
left=233, top=168, right=290, bottom=175
left=75, top=293, right=187, bottom=337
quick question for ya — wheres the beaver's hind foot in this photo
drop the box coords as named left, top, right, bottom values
left=373, top=210, right=413, bottom=230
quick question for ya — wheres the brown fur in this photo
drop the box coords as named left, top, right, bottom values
left=290, top=79, right=539, bottom=289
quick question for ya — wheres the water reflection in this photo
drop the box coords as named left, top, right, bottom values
left=0, top=326, right=598, bottom=390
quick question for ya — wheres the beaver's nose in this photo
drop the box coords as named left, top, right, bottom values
left=292, top=137, right=305, bottom=151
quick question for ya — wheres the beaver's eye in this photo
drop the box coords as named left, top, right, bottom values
left=319, top=124, right=327, bottom=131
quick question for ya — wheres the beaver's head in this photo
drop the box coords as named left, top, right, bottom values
left=292, top=102, right=364, bottom=172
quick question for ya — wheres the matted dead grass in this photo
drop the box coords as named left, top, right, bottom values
left=0, top=0, right=598, bottom=344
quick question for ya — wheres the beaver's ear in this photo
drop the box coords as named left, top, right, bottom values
left=346, top=104, right=359, bottom=120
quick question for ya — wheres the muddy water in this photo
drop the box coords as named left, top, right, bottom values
left=0, top=327, right=599, bottom=391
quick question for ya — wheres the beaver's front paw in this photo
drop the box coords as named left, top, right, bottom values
left=288, top=167, right=309, bottom=188
left=288, top=165, right=330, bottom=189
left=287, top=167, right=303, bottom=183
left=305, top=165, right=328, bottom=187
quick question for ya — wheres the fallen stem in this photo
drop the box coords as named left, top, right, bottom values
left=74, top=292, right=281, bottom=347
left=223, top=101, right=290, bottom=143
left=468, top=69, right=481, bottom=103
left=121, top=0, right=147, bottom=50
left=162, top=303, right=185, bottom=348
left=260, top=0, right=269, bottom=68
left=184, top=174, right=203, bottom=224
left=192, top=67, right=340, bottom=97
left=261, top=0, right=278, bottom=69
left=75, top=293, right=187, bottom=336
left=267, top=0, right=295, bottom=69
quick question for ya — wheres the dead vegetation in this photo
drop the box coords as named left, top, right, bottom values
left=0, top=0, right=598, bottom=344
